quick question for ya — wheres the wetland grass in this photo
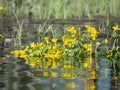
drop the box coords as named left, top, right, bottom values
left=1, top=0, right=120, bottom=19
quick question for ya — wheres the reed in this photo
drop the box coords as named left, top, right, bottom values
left=1, top=0, right=120, bottom=19
left=12, top=10, right=23, bottom=48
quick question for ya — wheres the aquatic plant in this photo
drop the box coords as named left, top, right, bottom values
left=104, top=25, right=120, bottom=75
left=11, top=25, right=120, bottom=77
left=11, top=25, right=97, bottom=68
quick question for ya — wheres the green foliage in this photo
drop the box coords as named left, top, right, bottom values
left=1, top=0, right=120, bottom=19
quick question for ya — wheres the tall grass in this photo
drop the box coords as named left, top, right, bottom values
left=1, top=0, right=120, bottom=19
left=12, top=10, right=23, bottom=48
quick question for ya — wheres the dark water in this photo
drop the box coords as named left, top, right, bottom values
left=0, top=55, right=119, bottom=90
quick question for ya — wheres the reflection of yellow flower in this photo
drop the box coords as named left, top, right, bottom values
left=89, top=80, right=95, bottom=90
left=43, top=71, right=49, bottom=77
left=90, top=70, right=96, bottom=80
left=90, top=75, right=96, bottom=80
left=51, top=72, right=58, bottom=77
left=66, top=83, right=75, bottom=89
left=0, top=6, right=3, bottom=10
left=62, top=73, right=71, bottom=78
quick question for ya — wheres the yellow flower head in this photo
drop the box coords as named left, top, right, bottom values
left=52, top=38, right=57, bottom=43
left=30, top=42, right=36, bottom=48
left=78, top=28, right=81, bottom=30
left=0, top=34, right=4, bottom=38
left=112, top=25, right=120, bottom=31
left=84, top=43, right=92, bottom=53
left=85, top=25, right=99, bottom=40
left=104, top=39, right=108, bottom=44
left=44, top=36, right=49, bottom=44
left=0, top=6, right=3, bottom=11
left=66, top=26, right=76, bottom=34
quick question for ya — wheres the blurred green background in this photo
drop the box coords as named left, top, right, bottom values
left=0, top=0, right=120, bottom=20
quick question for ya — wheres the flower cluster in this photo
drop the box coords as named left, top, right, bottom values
left=62, top=27, right=77, bottom=48
left=11, top=25, right=99, bottom=69
left=85, top=25, right=99, bottom=40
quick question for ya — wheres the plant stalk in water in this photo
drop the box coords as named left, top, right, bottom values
left=12, top=10, right=23, bottom=47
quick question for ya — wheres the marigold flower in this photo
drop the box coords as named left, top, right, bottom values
left=104, top=39, right=108, bottom=44
left=52, top=38, right=57, bottom=43
left=112, top=25, right=120, bottom=31
left=84, top=44, right=92, bottom=53
left=66, top=26, right=76, bottom=34
left=85, top=25, right=99, bottom=40
left=44, top=36, right=49, bottom=44
left=0, top=6, right=3, bottom=11
left=0, top=34, right=4, bottom=38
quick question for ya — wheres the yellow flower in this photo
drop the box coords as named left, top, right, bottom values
left=85, top=25, right=99, bottom=40
left=66, top=83, right=75, bottom=89
left=89, top=85, right=95, bottom=90
left=113, top=25, right=120, bottom=31
left=87, top=57, right=92, bottom=64
left=51, top=62, right=57, bottom=69
left=44, top=37, right=49, bottom=44
left=104, top=39, right=108, bottom=44
left=52, top=38, right=57, bottom=43
left=25, top=59, right=29, bottom=64
left=113, top=75, right=118, bottom=80
left=0, top=34, right=4, bottom=38
left=11, top=50, right=20, bottom=57
left=30, top=42, right=36, bottom=48
left=66, top=26, right=76, bottom=34
left=84, top=44, right=92, bottom=53
left=25, top=46, right=29, bottom=49
left=83, top=63, right=88, bottom=68
left=78, top=28, right=81, bottom=30
left=0, top=6, right=3, bottom=11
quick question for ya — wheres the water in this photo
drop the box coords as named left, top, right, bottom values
left=0, top=55, right=119, bottom=90
left=0, top=18, right=119, bottom=90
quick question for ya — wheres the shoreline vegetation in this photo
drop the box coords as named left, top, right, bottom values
left=0, top=0, right=120, bottom=20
